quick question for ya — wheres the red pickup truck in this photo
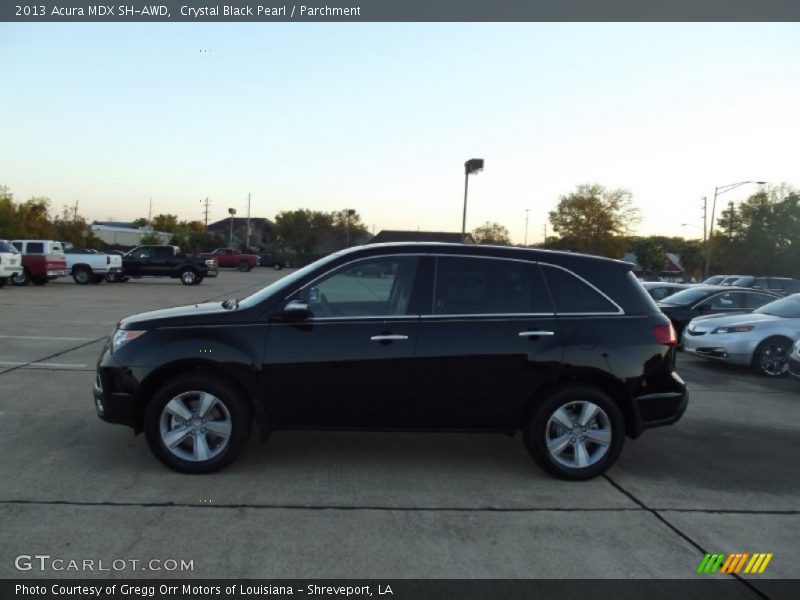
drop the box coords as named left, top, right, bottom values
left=10, top=240, right=68, bottom=286
left=198, top=248, right=259, bottom=272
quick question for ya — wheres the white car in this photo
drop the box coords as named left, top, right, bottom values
left=63, top=246, right=123, bottom=284
left=0, top=240, right=23, bottom=287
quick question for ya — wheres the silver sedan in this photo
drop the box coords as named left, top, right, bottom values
left=682, top=294, right=800, bottom=377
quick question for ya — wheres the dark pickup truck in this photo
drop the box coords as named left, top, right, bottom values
left=116, top=246, right=218, bottom=286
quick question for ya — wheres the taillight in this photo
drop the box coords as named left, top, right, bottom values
left=653, top=322, right=677, bottom=345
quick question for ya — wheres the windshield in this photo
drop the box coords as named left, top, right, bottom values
left=659, top=287, right=713, bottom=306
left=703, top=276, right=724, bottom=285
left=0, top=241, right=19, bottom=253
left=238, top=251, right=347, bottom=309
left=754, top=295, right=800, bottom=318
left=732, top=276, right=754, bottom=286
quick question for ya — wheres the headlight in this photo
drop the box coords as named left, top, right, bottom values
left=111, top=329, right=146, bottom=353
left=205, top=259, right=217, bottom=268
left=711, top=325, right=754, bottom=334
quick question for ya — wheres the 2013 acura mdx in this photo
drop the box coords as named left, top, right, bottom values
left=93, top=243, right=688, bottom=480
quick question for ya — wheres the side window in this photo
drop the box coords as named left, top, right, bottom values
left=649, top=287, right=670, bottom=301
left=753, top=278, right=769, bottom=289
left=133, top=247, right=153, bottom=259
left=27, top=242, right=44, bottom=254
left=301, top=256, right=419, bottom=318
left=12, top=242, right=23, bottom=252
left=542, top=266, right=619, bottom=314
left=50, top=243, right=63, bottom=253
left=745, top=292, right=778, bottom=309
left=432, top=257, right=551, bottom=315
left=709, top=292, right=743, bottom=309
left=154, top=247, right=172, bottom=260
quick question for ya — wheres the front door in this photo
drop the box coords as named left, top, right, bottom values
left=413, top=256, right=563, bottom=429
left=264, top=255, right=423, bottom=428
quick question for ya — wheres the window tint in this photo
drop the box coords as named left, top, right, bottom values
left=708, top=291, right=744, bottom=309
left=12, top=242, right=22, bottom=252
left=302, top=256, right=419, bottom=317
left=154, top=247, right=172, bottom=260
left=542, top=266, right=618, bottom=313
left=649, top=287, right=672, bottom=301
left=26, top=242, right=44, bottom=254
left=745, top=292, right=778, bottom=309
left=132, top=247, right=153, bottom=259
left=432, top=257, right=550, bottom=315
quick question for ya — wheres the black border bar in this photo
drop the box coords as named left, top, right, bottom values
left=3, top=1, right=800, bottom=22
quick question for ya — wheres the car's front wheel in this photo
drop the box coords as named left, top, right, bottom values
left=238, top=261, right=251, bottom=272
left=144, top=374, right=252, bottom=473
left=179, top=268, right=198, bottom=285
left=524, top=386, right=625, bottom=480
left=11, top=268, right=30, bottom=286
left=753, top=336, right=791, bottom=377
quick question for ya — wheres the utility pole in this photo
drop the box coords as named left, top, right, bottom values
left=201, top=198, right=210, bottom=230
left=524, top=209, right=529, bottom=246
left=228, top=208, right=237, bottom=247
left=543, top=223, right=547, bottom=247
left=147, top=197, right=153, bottom=226
left=246, top=192, right=251, bottom=250
left=702, top=196, right=707, bottom=244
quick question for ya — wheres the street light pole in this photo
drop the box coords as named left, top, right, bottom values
left=703, top=181, right=766, bottom=278
left=524, top=209, right=529, bottom=246
left=228, top=208, right=237, bottom=247
left=461, top=158, right=484, bottom=243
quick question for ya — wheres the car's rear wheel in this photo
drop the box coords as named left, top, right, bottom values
left=11, top=268, right=30, bottom=286
left=238, top=262, right=251, bottom=272
left=753, top=336, right=791, bottom=377
left=144, top=374, right=252, bottom=473
left=524, top=386, right=625, bottom=480
left=72, top=266, right=92, bottom=285
left=179, top=268, right=198, bottom=285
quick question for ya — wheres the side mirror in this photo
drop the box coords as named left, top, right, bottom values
left=282, top=299, right=311, bottom=320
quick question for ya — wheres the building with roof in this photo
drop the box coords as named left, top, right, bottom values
left=90, top=224, right=171, bottom=247
left=206, top=217, right=276, bottom=248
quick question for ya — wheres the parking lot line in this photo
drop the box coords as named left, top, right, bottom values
left=0, top=361, right=88, bottom=369
left=0, top=335, right=94, bottom=341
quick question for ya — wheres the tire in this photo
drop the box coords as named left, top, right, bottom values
left=105, top=272, right=120, bottom=283
left=32, top=276, right=48, bottom=286
left=11, top=268, right=30, bottom=286
left=523, top=386, right=625, bottom=481
left=180, top=268, right=198, bottom=286
left=0, top=278, right=6, bottom=288
left=144, top=373, right=252, bottom=474
left=752, top=336, right=792, bottom=377
left=91, top=275, right=104, bottom=284
left=72, top=266, right=92, bottom=285
left=238, top=261, right=251, bottom=272
left=273, top=263, right=283, bottom=271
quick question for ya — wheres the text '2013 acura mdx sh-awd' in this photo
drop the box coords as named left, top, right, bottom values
left=93, top=243, right=688, bottom=480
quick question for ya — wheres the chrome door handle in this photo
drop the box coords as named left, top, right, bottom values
left=370, top=334, right=409, bottom=342
left=518, top=331, right=555, bottom=337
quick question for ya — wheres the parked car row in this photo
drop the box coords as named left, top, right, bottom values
left=0, top=241, right=219, bottom=287
left=701, top=274, right=800, bottom=295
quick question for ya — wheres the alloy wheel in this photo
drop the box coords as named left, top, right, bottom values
left=759, top=341, right=790, bottom=376
left=545, top=400, right=612, bottom=469
left=181, top=270, right=197, bottom=285
left=159, top=391, right=232, bottom=462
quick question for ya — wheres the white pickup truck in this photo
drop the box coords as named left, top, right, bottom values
left=63, top=247, right=123, bottom=284
left=0, top=240, right=23, bottom=288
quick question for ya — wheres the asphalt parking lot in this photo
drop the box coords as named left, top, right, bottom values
left=0, top=271, right=798, bottom=591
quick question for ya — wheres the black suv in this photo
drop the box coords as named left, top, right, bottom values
left=93, top=243, right=687, bottom=480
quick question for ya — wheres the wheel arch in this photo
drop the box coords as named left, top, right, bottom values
left=526, top=367, right=638, bottom=439
left=132, top=359, right=269, bottom=441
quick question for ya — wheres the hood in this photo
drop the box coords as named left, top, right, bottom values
left=687, top=312, right=779, bottom=332
left=119, top=301, right=237, bottom=329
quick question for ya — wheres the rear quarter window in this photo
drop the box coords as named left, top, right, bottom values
left=542, top=265, right=622, bottom=314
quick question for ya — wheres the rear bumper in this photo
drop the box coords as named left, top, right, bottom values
left=631, top=370, right=688, bottom=435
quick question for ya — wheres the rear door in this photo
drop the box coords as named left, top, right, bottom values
left=413, top=256, right=562, bottom=429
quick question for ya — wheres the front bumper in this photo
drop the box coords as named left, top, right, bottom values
left=93, top=372, right=136, bottom=427
left=0, top=264, right=22, bottom=277
left=205, top=267, right=219, bottom=278
left=682, top=331, right=756, bottom=366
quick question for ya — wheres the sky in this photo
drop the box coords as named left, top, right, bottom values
left=1, top=22, right=798, bottom=244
